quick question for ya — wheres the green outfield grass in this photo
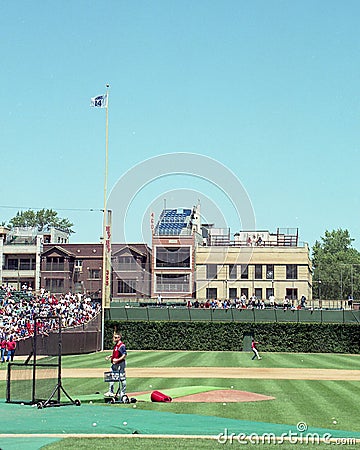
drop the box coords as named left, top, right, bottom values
left=25, top=350, right=360, bottom=370
left=2, top=350, right=359, bottom=371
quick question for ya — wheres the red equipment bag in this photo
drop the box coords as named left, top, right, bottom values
left=150, top=390, right=172, bottom=402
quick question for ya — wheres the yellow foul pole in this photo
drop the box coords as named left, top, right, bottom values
left=101, top=84, right=110, bottom=351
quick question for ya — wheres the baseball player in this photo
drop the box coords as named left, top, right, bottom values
left=251, top=338, right=262, bottom=360
left=104, top=333, right=127, bottom=400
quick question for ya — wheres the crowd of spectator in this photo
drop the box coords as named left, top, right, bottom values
left=185, top=294, right=307, bottom=310
left=0, top=285, right=101, bottom=352
left=186, top=295, right=267, bottom=310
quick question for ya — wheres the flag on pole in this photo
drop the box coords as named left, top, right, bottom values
left=90, top=94, right=108, bottom=108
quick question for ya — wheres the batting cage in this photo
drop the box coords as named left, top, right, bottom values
left=6, top=315, right=81, bottom=409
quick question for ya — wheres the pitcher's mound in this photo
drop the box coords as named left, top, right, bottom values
left=173, top=389, right=275, bottom=403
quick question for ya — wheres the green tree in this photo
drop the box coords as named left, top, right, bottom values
left=8, top=209, right=74, bottom=233
left=312, top=229, right=360, bottom=300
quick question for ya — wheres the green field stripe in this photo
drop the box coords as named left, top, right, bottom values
left=318, top=381, right=360, bottom=424
left=282, top=380, right=323, bottom=423
left=130, top=351, right=181, bottom=367
left=296, top=381, right=349, bottom=429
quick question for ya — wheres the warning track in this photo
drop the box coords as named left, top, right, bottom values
left=36, top=367, right=360, bottom=380
left=2, top=367, right=360, bottom=381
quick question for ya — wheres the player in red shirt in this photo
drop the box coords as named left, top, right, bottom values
left=6, top=336, right=17, bottom=362
left=251, top=338, right=262, bottom=360
left=104, top=333, right=127, bottom=401
left=1, top=335, right=7, bottom=363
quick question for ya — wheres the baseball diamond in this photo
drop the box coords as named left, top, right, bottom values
left=1, top=351, right=360, bottom=449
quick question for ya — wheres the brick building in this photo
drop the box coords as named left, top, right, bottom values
left=40, top=243, right=151, bottom=299
left=151, top=206, right=202, bottom=299
left=111, top=243, right=151, bottom=299
left=41, top=243, right=103, bottom=296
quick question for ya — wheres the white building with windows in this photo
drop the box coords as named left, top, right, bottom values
left=195, top=228, right=312, bottom=302
left=0, top=226, right=69, bottom=291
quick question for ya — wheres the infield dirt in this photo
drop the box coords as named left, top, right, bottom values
left=56, top=367, right=360, bottom=380
left=2, top=367, right=360, bottom=381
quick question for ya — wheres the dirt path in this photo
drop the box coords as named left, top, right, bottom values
left=2, top=367, right=360, bottom=381
left=54, top=367, right=360, bottom=380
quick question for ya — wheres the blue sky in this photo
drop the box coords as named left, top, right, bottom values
left=1, top=1, right=359, bottom=250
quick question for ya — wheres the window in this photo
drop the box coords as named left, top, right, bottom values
left=156, top=274, right=190, bottom=292
left=286, top=288, right=298, bottom=300
left=5, top=258, right=36, bottom=270
left=255, top=265, right=263, bottom=279
left=229, top=288, right=237, bottom=299
left=240, top=265, right=248, bottom=279
left=266, top=288, right=274, bottom=299
left=7, top=259, right=18, bottom=270
left=118, top=279, right=137, bottom=294
left=229, top=264, right=237, bottom=279
left=20, top=259, right=30, bottom=270
left=206, top=288, right=217, bottom=300
left=241, top=288, right=249, bottom=298
left=89, top=269, right=100, bottom=279
left=286, top=265, right=298, bottom=279
left=255, top=288, right=263, bottom=299
left=155, top=247, right=191, bottom=268
left=266, top=264, right=274, bottom=279
left=19, top=258, right=36, bottom=270
left=206, top=264, right=218, bottom=280
left=45, top=257, right=64, bottom=271
left=75, top=260, right=83, bottom=269
left=118, top=256, right=138, bottom=270
left=45, top=278, right=64, bottom=290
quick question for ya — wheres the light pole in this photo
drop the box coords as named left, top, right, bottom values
left=339, top=263, right=357, bottom=301
left=318, top=280, right=322, bottom=300
left=141, top=268, right=146, bottom=299
left=340, top=263, right=350, bottom=300
left=223, top=279, right=228, bottom=299
left=340, top=268, right=343, bottom=300
left=87, top=267, right=91, bottom=297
